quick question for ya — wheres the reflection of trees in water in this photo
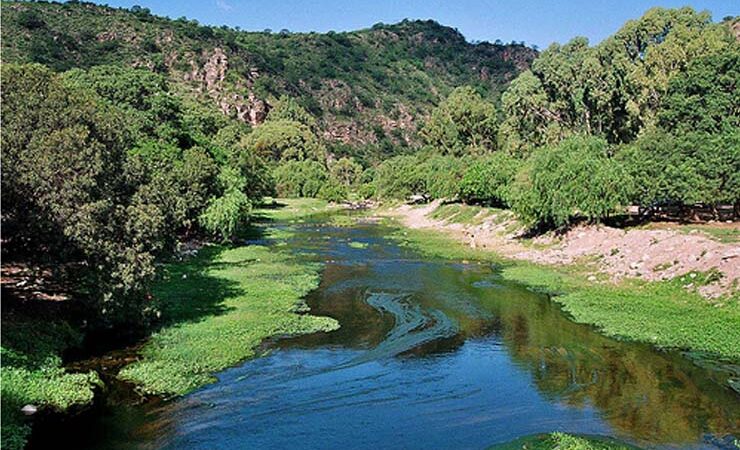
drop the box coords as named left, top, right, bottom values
left=283, top=246, right=738, bottom=446
left=281, top=264, right=395, bottom=349
left=483, top=283, right=739, bottom=444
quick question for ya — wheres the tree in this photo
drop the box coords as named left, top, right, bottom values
left=125, top=142, right=219, bottom=239
left=267, top=95, right=317, bottom=128
left=63, top=65, right=190, bottom=146
left=199, top=167, right=252, bottom=240
left=1, top=64, right=154, bottom=324
left=499, top=7, right=736, bottom=150
left=420, top=86, right=498, bottom=155
left=499, top=70, right=560, bottom=153
left=272, top=160, right=329, bottom=197
left=619, top=130, right=739, bottom=212
left=459, top=152, right=521, bottom=205
left=329, top=157, right=362, bottom=187
left=242, top=119, right=325, bottom=162
left=618, top=49, right=740, bottom=214
left=509, top=136, right=632, bottom=228
left=658, top=50, right=740, bottom=135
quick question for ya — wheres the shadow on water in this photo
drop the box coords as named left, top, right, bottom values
left=37, top=215, right=740, bottom=450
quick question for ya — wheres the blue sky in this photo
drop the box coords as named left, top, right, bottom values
left=100, top=0, right=736, bottom=48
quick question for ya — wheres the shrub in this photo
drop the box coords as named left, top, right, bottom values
left=273, top=160, right=328, bottom=197
left=373, top=153, right=468, bottom=200
left=619, top=130, right=740, bottom=210
left=318, top=181, right=349, bottom=202
left=373, top=154, right=426, bottom=199
left=199, top=167, right=252, bottom=240
left=459, top=152, right=521, bottom=205
left=509, top=136, right=632, bottom=228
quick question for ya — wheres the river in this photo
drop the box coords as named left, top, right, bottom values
left=32, top=213, right=740, bottom=449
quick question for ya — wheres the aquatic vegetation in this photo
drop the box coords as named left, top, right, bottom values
left=491, top=432, right=638, bottom=449
left=339, top=292, right=457, bottom=367
left=0, top=320, right=100, bottom=450
left=392, top=226, right=740, bottom=361
left=348, top=241, right=369, bottom=249
left=118, top=200, right=340, bottom=396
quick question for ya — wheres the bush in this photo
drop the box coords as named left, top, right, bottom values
left=273, top=160, right=328, bottom=197
left=373, top=153, right=468, bottom=200
left=373, top=154, right=426, bottom=199
left=199, top=167, right=252, bottom=240
left=318, top=181, right=349, bottom=203
left=509, top=136, right=632, bottom=228
left=424, top=155, right=470, bottom=199
left=459, top=152, right=521, bottom=205
left=618, top=130, right=740, bottom=210
left=329, top=157, right=363, bottom=187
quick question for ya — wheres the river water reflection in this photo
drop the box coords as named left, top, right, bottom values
left=53, top=217, right=740, bottom=450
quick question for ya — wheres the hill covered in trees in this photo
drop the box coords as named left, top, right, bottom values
left=1, top=1, right=535, bottom=162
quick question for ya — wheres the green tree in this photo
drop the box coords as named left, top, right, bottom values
left=499, top=7, right=735, bottom=150
left=267, top=95, right=317, bottom=128
left=329, top=157, right=363, bottom=186
left=658, top=50, right=740, bottom=135
left=242, top=119, right=325, bottom=162
left=1, top=64, right=154, bottom=324
left=509, top=136, right=632, bottom=228
left=199, top=167, right=252, bottom=240
left=63, top=65, right=190, bottom=146
left=459, top=152, right=521, bottom=205
left=420, top=86, right=498, bottom=155
left=273, top=160, right=329, bottom=197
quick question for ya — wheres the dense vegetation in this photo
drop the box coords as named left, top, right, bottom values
left=371, top=8, right=739, bottom=227
left=1, top=2, right=738, bottom=449
left=1, top=1, right=534, bottom=164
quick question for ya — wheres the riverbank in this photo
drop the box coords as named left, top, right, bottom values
left=119, top=198, right=339, bottom=396
left=0, top=317, right=101, bottom=449
left=1, top=198, right=339, bottom=448
left=382, top=201, right=740, bottom=364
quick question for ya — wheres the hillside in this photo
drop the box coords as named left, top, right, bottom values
left=1, top=1, right=536, bottom=161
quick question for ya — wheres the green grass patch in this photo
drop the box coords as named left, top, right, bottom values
left=429, top=203, right=493, bottom=225
left=118, top=198, right=339, bottom=396
left=490, top=432, right=639, bottom=450
left=391, top=223, right=740, bottom=362
left=634, top=222, right=740, bottom=244
left=1, top=320, right=100, bottom=450
left=684, top=225, right=739, bottom=244
left=256, top=197, right=330, bottom=222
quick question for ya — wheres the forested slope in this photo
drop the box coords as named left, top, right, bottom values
left=1, top=1, right=535, bottom=161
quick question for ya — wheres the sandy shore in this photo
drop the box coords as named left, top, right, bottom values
left=389, top=201, right=740, bottom=298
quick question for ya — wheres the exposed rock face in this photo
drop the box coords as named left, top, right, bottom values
left=184, top=48, right=270, bottom=126
left=321, top=119, right=375, bottom=144
left=378, top=103, right=416, bottom=145
left=202, top=47, right=227, bottom=94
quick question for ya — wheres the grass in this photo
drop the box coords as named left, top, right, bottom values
left=634, top=222, right=740, bottom=244
left=682, top=225, right=739, bottom=244
left=118, top=199, right=339, bottom=396
left=429, top=203, right=494, bottom=225
left=255, top=197, right=330, bottom=222
left=1, top=319, right=100, bottom=450
left=490, top=432, right=639, bottom=450
left=392, top=225, right=740, bottom=362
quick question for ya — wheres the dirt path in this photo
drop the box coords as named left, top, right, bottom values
left=390, top=201, right=740, bottom=298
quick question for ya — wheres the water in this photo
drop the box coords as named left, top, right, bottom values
left=39, top=216, right=740, bottom=449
